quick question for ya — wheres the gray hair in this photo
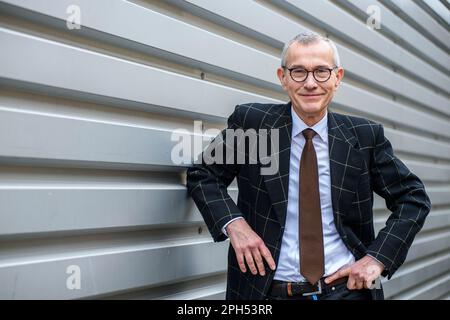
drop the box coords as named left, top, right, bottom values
left=280, top=32, right=341, bottom=68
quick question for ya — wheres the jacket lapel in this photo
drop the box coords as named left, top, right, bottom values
left=327, top=111, right=364, bottom=225
left=261, top=102, right=292, bottom=227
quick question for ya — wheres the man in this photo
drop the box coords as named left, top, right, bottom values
left=186, top=32, right=431, bottom=300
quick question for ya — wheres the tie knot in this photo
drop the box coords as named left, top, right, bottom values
left=302, top=128, right=316, bottom=140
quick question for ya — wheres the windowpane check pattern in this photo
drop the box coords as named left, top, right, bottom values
left=186, top=102, right=431, bottom=300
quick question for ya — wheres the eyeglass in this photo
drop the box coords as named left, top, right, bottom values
left=283, top=66, right=338, bottom=83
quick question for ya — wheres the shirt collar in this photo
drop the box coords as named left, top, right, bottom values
left=291, top=107, right=328, bottom=142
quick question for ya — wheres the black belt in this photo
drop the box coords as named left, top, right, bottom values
left=269, top=277, right=348, bottom=297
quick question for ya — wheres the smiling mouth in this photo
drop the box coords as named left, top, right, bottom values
left=300, top=94, right=324, bottom=97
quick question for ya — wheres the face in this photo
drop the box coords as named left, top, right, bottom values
left=277, top=40, right=344, bottom=126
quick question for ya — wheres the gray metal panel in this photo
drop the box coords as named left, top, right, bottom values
left=1, top=25, right=449, bottom=141
left=0, top=185, right=236, bottom=237
left=0, top=0, right=281, bottom=89
left=392, top=273, right=450, bottom=299
left=405, top=161, right=450, bottom=183
left=374, top=209, right=450, bottom=234
left=1, top=0, right=449, bottom=118
left=420, top=0, right=450, bottom=27
left=169, top=0, right=450, bottom=117
left=383, top=251, right=450, bottom=298
left=382, top=0, right=450, bottom=52
left=0, top=0, right=448, bottom=300
left=384, top=127, right=450, bottom=160
left=0, top=236, right=229, bottom=299
left=335, top=0, right=450, bottom=73
left=0, top=27, right=278, bottom=120
left=2, top=21, right=449, bottom=150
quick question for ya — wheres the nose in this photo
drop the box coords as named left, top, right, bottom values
left=303, top=72, right=318, bottom=89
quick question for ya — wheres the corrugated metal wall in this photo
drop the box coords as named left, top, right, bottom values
left=0, top=0, right=449, bottom=300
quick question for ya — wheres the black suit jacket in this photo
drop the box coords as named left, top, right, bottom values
left=186, top=102, right=431, bottom=300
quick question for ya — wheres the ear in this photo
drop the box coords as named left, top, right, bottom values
left=277, top=67, right=287, bottom=90
left=334, top=67, right=344, bottom=89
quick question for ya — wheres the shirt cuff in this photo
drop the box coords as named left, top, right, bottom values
left=222, top=217, right=244, bottom=237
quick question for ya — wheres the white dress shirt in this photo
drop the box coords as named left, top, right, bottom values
left=274, top=109, right=354, bottom=282
left=222, top=108, right=355, bottom=281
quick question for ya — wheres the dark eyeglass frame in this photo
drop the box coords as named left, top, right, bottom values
left=282, top=66, right=338, bottom=83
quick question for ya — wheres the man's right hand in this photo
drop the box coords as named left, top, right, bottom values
left=226, top=219, right=276, bottom=276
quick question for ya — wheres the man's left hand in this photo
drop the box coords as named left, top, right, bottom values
left=324, top=255, right=384, bottom=290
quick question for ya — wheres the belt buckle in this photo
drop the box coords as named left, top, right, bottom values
left=302, top=281, right=322, bottom=296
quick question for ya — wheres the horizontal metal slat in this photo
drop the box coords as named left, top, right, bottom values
left=392, top=273, right=450, bottom=299
left=404, top=231, right=450, bottom=263
left=335, top=0, right=450, bottom=73
left=2, top=0, right=450, bottom=120
left=405, top=160, right=450, bottom=183
left=0, top=27, right=279, bottom=120
left=1, top=107, right=449, bottom=175
left=0, top=0, right=281, bottom=89
left=0, top=237, right=229, bottom=299
left=171, top=0, right=450, bottom=118
left=383, top=0, right=450, bottom=52
left=383, top=251, right=450, bottom=298
left=375, top=210, right=450, bottom=235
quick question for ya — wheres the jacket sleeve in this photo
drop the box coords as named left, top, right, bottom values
left=186, top=105, right=244, bottom=242
left=366, top=124, right=431, bottom=279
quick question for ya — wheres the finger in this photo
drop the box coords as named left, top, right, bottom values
left=355, top=281, right=364, bottom=290
left=365, top=275, right=379, bottom=289
left=365, top=268, right=381, bottom=289
left=365, top=279, right=374, bottom=290
left=259, top=245, right=276, bottom=270
left=325, top=267, right=351, bottom=284
left=347, top=275, right=356, bottom=290
left=235, top=249, right=247, bottom=273
left=251, top=248, right=265, bottom=276
left=244, top=250, right=257, bottom=275
left=351, top=270, right=364, bottom=290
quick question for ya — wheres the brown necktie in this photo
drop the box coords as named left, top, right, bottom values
left=300, top=128, right=324, bottom=285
